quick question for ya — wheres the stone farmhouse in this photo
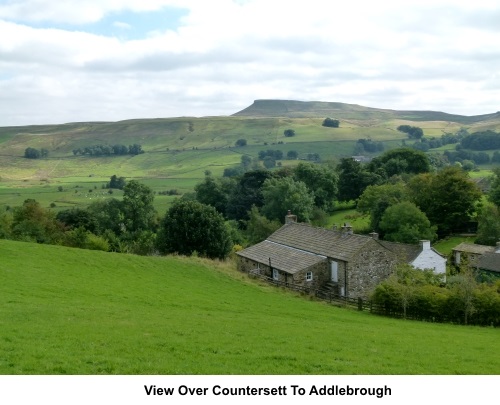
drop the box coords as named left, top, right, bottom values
left=452, top=242, right=500, bottom=276
left=237, top=213, right=447, bottom=299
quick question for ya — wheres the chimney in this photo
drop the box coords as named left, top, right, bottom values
left=369, top=231, right=379, bottom=240
left=332, top=224, right=338, bottom=231
left=495, top=241, right=500, bottom=253
left=420, top=240, right=431, bottom=250
left=341, top=223, right=353, bottom=236
left=285, top=210, right=297, bottom=224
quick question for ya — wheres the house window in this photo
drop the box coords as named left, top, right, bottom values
left=306, top=271, right=313, bottom=281
left=273, top=269, right=279, bottom=280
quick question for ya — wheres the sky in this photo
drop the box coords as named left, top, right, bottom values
left=0, top=0, right=499, bottom=126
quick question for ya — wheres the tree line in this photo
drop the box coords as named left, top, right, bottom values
left=72, top=144, right=144, bottom=156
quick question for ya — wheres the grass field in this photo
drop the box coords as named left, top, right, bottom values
left=1, top=239, right=499, bottom=375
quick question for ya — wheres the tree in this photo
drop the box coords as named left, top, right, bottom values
left=322, top=118, right=339, bottom=128
left=286, top=150, right=298, bottom=160
left=448, top=264, right=478, bottom=325
left=293, top=162, right=338, bottom=212
left=283, top=129, right=295, bottom=137
left=107, top=175, right=126, bottom=190
left=357, top=182, right=409, bottom=231
left=241, top=155, right=252, bottom=169
left=336, top=158, right=383, bottom=202
left=409, top=166, right=482, bottom=235
left=263, top=156, right=276, bottom=169
left=11, top=199, right=63, bottom=244
left=128, top=144, right=144, bottom=155
left=24, top=147, right=41, bottom=159
left=122, top=180, right=156, bottom=233
left=261, top=177, right=315, bottom=223
left=157, top=200, right=233, bottom=259
left=378, top=263, right=437, bottom=319
left=397, top=125, right=424, bottom=139
left=226, top=170, right=274, bottom=221
left=56, top=208, right=99, bottom=234
left=235, top=138, right=247, bottom=147
left=244, top=205, right=281, bottom=245
left=488, top=167, right=500, bottom=207
left=194, top=175, right=235, bottom=216
left=87, top=198, right=126, bottom=236
left=379, top=201, right=437, bottom=243
left=475, top=203, right=500, bottom=246
left=368, top=148, right=430, bottom=177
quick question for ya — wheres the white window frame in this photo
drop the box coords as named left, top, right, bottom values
left=331, top=261, right=338, bottom=282
left=306, top=271, right=313, bottom=281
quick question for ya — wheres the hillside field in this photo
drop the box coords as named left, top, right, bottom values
left=1, top=100, right=500, bottom=211
left=0, top=239, right=499, bottom=375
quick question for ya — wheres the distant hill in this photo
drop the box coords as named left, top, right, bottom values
left=233, top=99, right=500, bottom=124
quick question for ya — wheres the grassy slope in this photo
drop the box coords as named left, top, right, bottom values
left=1, top=239, right=499, bottom=375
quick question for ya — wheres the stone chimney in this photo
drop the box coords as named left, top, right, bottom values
left=369, top=231, right=379, bottom=240
left=420, top=240, right=431, bottom=251
left=495, top=241, right=500, bottom=253
left=332, top=224, right=338, bottom=231
left=341, top=223, right=353, bottom=236
left=285, top=210, right=297, bottom=224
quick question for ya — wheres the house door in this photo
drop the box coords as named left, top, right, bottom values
left=330, top=261, right=338, bottom=282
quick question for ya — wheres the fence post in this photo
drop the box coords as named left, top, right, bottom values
left=358, top=297, right=363, bottom=311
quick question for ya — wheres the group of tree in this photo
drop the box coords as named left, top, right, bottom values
left=283, top=129, right=295, bottom=137
left=0, top=177, right=234, bottom=260
left=106, top=175, right=126, bottom=190
left=72, top=144, right=144, bottom=157
left=322, top=118, right=340, bottom=128
left=397, top=125, right=424, bottom=139
left=195, top=161, right=338, bottom=227
left=354, top=139, right=384, bottom=154
left=460, top=130, right=500, bottom=150
left=24, top=147, right=49, bottom=159
left=372, top=262, right=500, bottom=326
left=356, top=165, right=482, bottom=240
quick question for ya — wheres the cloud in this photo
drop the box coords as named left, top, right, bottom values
left=0, top=0, right=499, bottom=125
left=113, top=21, right=132, bottom=30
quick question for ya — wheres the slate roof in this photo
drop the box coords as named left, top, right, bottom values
left=266, top=222, right=376, bottom=261
left=452, top=243, right=495, bottom=255
left=378, top=240, right=422, bottom=262
left=478, top=254, right=500, bottom=273
left=236, top=240, right=326, bottom=274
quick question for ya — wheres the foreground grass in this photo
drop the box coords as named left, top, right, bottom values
left=0, top=240, right=499, bottom=375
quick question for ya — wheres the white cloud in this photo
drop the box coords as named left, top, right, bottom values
left=0, top=0, right=499, bottom=125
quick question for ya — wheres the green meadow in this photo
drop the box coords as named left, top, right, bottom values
left=1, top=239, right=499, bottom=375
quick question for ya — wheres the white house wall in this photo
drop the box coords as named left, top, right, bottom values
left=411, top=250, right=446, bottom=275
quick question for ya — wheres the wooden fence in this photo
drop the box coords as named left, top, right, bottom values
left=248, top=270, right=386, bottom=314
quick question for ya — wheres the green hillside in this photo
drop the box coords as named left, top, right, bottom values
left=0, top=239, right=499, bottom=375
left=234, top=99, right=500, bottom=124
left=1, top=100, right=499, bottom=211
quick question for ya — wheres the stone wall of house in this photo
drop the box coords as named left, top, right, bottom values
left=290, top=261, right=329, bottom=291
left=237, top=256, right=266, bottom=274
left=347, top=241, right=397, bottom=299
left=237, top=256, right=329, bottom=291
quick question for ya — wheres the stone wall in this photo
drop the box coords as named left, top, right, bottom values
left=347, top=240, right=397, bottom=299
left=237, top=256, right=329, bottom=291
